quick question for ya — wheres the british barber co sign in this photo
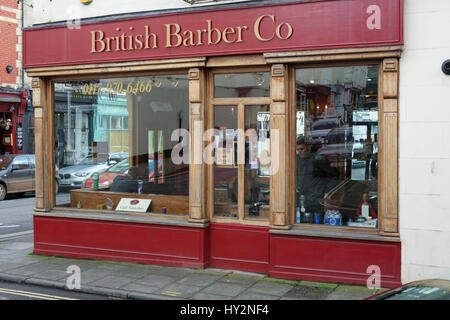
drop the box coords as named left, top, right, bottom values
left=90, top=15, right=293, bottom=53
left=23, top=0, right=403, bottom=68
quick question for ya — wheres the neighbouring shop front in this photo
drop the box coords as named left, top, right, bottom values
left=0, top=89, right=29, bottom=155
left=24, top=0, right=403, bottom=287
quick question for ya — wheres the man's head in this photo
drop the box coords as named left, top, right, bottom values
left=128, top=166, right=139, bottom=180
left=296, top=136, right=311, bottom=157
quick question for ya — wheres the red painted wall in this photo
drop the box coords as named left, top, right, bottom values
left=209, top=223, right=270, bottom=274
left=269, top=234, right=401, bottom=288
left=34, top=216, right=209, bottom=268
left=34, top=217, right=401, bottom=287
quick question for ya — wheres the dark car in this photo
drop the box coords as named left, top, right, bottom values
left=0, top=154, right=60, bottom=201
left=367, top=278, right=450, bottom=300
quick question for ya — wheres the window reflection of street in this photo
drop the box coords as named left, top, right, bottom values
left=295, top=65, right=379, bottom=228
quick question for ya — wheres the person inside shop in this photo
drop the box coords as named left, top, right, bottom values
left=295, top=135, right=339, bottom=218
left=355, top=192, right=377, bottom=219
left=110, top=166, right=139, bottom=193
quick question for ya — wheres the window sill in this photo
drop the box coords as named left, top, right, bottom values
left=270, top=225, right=400, bottom=242
left=33, top=208, right=208, bottom=228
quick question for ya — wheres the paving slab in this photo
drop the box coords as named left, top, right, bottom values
left=120, top=282, right=160, bottom=295
left=299, top=280, right=339, bottom=290
left=0, top=261, right=39, bottom=272
left=78, top=268, right=115, bottom=284
left=234, top=291, right=281, bottom=300
left=0, top=242, right=34, bottom=250
left=325, top=293, right=367, bottom=300
left=332, top=284, right=378, bottom=298
left=155, top=266, right=197, bottom=278
left=2, top=262, right=55, bottom=277
left=219, top=273, right=264, bottom=286
left=177, top=272, right=227, bottom=287
left=201, top=282, right=250, bottom=297
left=283, top=285, right=331, bottom=300
left=89, top=275, right=136, bottom=289
left=191, top=292, right=233, bottom=300
left=247, top=280, right=294, bottom=297
left=95, top=263, right=131, bottom=272
left=156, top=282, right=203, bottom=299
left=110, top=266, right=154, bottom=279
left=30, top=269, right=69, bottom=281
left=136, top=274, right=178, bottom=288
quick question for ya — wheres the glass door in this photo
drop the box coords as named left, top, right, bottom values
left=208, top=70, right=272, bottom=224
left=212, top=102, right=271, bottom=223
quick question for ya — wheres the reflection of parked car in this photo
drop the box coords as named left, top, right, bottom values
left=82, top=158, right=162, bottom=189
left=310, top=117, right=340, bottom=145
left=318, top=126, right=353, bottom=162
left=58, top=155, right=111, bottom=189
left=366, top=277, right=450, bottom=300
left=83, top=158, right=129, bottom=188
left=0, top=154, right=60, bottom=201
left=108, top=152, right=128, bottom=164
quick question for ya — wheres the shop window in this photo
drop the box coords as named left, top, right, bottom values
left=54, top=75, right=189, bottom=215
left=212, top=71, right=271, bottom=222
left=214, top=72, right=270, bottom=98
left=294, top=65, right=379, bottom=229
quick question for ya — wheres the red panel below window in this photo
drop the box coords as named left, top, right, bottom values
left=33, top=217, right=401, bottom=287
left=33, top=216, right=208, bottom=268
left=269, top=234, right=401, bottom=288
left=208, top=223, right=270, bottom=274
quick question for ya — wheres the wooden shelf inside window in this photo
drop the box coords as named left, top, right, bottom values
left=70, top=189, right=188, bottom=214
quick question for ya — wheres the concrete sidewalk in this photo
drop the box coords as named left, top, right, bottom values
left=0, top=235, right=386, bottom=300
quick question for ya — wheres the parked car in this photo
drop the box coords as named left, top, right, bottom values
left=366, top=277, right=450, bottom=300
left=0, top=154, right=60, bottom=201
left=58, top=155, right=112, bottom=189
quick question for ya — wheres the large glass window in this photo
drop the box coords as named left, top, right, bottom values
left=55, top=75, right=189, bottom=215
left=294, top=65, right=379, bottom=229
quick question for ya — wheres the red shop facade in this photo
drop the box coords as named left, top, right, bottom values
left=0, top=89, right=28, bottom=155
left=24, top=0, right=403, bottom=287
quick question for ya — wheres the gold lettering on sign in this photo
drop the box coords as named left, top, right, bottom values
left=91, top=26, right=158, bottom=53
left=145, top=26, right=158, bottom=49
left=254, top=15, right=275, bottom=41
left=164, top=20, right=248, bottom=48
left=207, top=20, right=221, bottom=45
left=165, top=23, right=182, bottom=48
left=91, top=30, right=106, bottom=53
left=254, top=15, right=293, bottom=42
left=90, top=16, right=292, bottom=54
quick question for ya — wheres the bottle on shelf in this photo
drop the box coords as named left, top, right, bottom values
left=300, top=195, right=306, bottom=223
left=295, top=207, right=301, bottom=224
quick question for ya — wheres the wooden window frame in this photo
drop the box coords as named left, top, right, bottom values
left=286, top=58, right=399, bottom=236
left=33, top=67, right=197, bottom=221
left=206, top=67, right=272, bottom=227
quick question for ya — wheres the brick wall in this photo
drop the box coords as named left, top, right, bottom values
left=0, top=0, right=21, bottom=89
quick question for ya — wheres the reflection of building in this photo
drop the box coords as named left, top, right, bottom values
left=94, top=95, right=129, bottom=153
left=55, top=89, right=96, bottom=166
